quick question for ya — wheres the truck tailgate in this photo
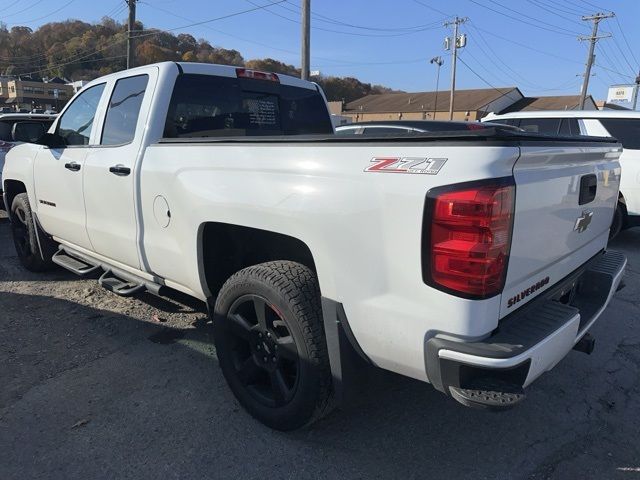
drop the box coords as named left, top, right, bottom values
left=500, top=143, right=621, bottom=318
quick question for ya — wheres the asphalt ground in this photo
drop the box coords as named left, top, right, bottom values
left=1, top=212, right=639, bottom=480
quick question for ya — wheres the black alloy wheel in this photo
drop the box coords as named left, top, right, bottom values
left=225, top=294, right=299, bottom=408
left=213, top=261, right=333, bottom=431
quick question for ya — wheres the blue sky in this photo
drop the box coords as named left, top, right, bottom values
left=2, top=0, right=639, bottom=103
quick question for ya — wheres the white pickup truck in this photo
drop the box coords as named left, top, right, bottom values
left=2, top=62, right=627, bottom=430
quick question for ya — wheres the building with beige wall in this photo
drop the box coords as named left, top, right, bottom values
left=0, top=77, right=74, bottom=112
left=340, top=87, right=598, bottom=122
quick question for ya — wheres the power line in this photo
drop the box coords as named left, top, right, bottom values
left=468, top=20, right=568, bottom=91
left=457, top=55, right=522, bottom=103
left=471, top=25, right=582, bottom=65
left=467, top=0, right=582, bottom=37
left=613, top=17, right=639, bottom=68
left=7, top=0, right=76, bottom=26
left=10, top=1, right=291, bottom=78
left=411, top=0, right=452, bottom=19
left=139, top=1, right=374, bottom=67
left=281, top=0, right=441, bottom=33
left=539, top=0, right=585, bottom=16
left=245, top=0, right=441, bottom=37
left=577, top=0, right=607, bottom=11
left=2, top=0, right=47, bottom=20
left=525, top=0, right=584, bottom=24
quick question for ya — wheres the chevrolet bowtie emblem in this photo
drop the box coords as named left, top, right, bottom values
left=574, top=210, right=593, bottom=233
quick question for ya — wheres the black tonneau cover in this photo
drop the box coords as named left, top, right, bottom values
left=157, top=126, right=617, bottom=145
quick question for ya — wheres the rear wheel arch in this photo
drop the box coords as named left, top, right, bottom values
left=199, top=222, right=320, bottom=300
left=3, top=180, right=27, bottom=213
left=618, top=192, right=629, bottom=225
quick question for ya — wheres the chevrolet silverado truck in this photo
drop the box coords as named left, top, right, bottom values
left=2, top=62, right=627, bottom=430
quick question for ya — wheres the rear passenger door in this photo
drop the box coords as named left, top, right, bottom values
left=83, top=70, right=156, bottom=269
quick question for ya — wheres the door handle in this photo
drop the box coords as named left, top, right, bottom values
left=109, top=165, right=131, bottom=176
left=64, top=162, right=81, bottom=172
left=579, top=174, right=597, bottom=205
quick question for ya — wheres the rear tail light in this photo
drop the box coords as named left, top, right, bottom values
left=236, top=68, right=280, bottom=82
left=422, top=178, right=515, bottom=298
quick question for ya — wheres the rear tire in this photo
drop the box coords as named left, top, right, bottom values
left=213, top=261, right=333, bottom=431
left=609, top=202, right=625, bottom=240
left=10, top=193, right=56, bottom=271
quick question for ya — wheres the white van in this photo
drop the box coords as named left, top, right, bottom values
left=483, top=110, right=640, bottom=237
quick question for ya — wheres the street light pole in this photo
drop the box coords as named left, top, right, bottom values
left=430, top=56, right=444, bottom=119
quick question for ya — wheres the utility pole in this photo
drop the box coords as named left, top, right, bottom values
left=127, top=0, right=137, bottom=69
left=301, top=0, right=310, bottom=80
left=633, top=72, right=640, bottom=110
left=578, top=12, right=615, bottom=109
left=430, top=56, right=444, bottom=119
left=444, top=17, right=467, bottom=120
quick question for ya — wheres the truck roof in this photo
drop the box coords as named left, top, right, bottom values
left=80, top=61, right=319, bottom=92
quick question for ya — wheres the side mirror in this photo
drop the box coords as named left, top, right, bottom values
left=11, top=121, right=47, bottom=143
left=37, top=132, right=66, bottom=149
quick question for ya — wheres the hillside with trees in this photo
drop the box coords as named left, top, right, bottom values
left=0, top=18, right=397, bottom=103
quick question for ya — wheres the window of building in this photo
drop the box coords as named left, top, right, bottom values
left=57, top=83, right=106, bottom=146
left=101, top=74, right=148, bottom=145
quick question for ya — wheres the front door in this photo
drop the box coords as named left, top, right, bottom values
left=83, top=73, right=152, bottom=269
left=33, top=83, right=106, bottom=250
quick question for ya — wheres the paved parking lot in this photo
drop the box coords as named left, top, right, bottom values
left=1, top=213, right=639, bottom=480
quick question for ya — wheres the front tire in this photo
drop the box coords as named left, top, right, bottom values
left=213, top=261, right=332, bottom=431
left=10, top=193, right=56, bottom=271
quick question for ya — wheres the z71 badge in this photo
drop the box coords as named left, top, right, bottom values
left=365, top=157, right=447, bottom=174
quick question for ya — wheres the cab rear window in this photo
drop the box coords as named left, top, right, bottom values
left=163, top=74, right=333, bottom=138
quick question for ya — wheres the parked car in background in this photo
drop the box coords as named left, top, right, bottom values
left=335, top=120, right=520, bottom=135
left=0, top=113, right=57, bottom=198
left=483, top=110, right=640, bottom=237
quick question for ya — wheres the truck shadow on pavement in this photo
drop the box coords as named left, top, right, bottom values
left=2, top=287, right=640, bottom=480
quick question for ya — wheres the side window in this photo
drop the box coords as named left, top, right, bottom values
left=57, top=83, right=106, bottom=146
left=559, top=118, right=581, bottom=136
left=519, top=118, right=561, bottom=134
left=101, top=75, right=149, bottom=145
